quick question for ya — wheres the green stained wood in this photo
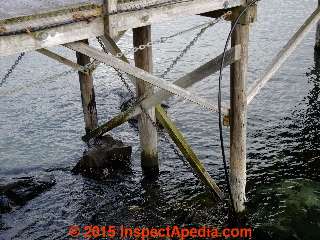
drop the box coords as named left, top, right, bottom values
left=155, top=106, right=224, bottom=200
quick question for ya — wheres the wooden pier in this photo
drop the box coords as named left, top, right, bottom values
left=1, top=0, right=319, bottom=213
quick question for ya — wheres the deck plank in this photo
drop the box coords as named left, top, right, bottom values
left=0, top=0, right=102, bottom=20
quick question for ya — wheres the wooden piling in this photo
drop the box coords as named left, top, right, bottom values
left=229, top=7, right=250, bottom=213
left=76, top=39, right=98, bottom=134
left=133, top=25, right=159, bottom=176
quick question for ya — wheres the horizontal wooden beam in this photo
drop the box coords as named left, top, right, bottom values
left=0, top=17, right=104, bottom=57
left=110, top=0, right=241, bottom=31
left=82, top=45, right=240, bottom=141
left=65, top=41, right=220, bottom=112
left=0, top=0, right=242, bottom=56
left=100, top=34, right=223, bottom=199
left=247, top=7, right=320, bottom=105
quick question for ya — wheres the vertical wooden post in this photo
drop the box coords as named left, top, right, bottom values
left=133, top=26, right=159, bottom=176
left=103, top=0, right=118, bottom=38
left=76, top=39, right=98, bottom=134
left=229, top=6, right=251, bottom=213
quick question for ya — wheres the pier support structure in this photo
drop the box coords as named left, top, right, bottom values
left=76, top=39, right=98, bottom=134
left=133, top=26, right=159, bottom=176
left=229, top=6, right=252, bottom=213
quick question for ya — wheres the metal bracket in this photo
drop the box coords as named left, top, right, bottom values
left=223, top=109, right=231, bottom=127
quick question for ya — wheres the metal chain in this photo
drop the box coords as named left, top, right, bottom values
left=0, top=52, right=26, bottom=87
left=116, top=11, right=231, bottom=60
left=160, top=18, right=221, bottom=78
left=95, top=12, right=230, bottom=168
left=0, top=60, right=96, bottom=96
left=96, top=37, right=203, bottom=177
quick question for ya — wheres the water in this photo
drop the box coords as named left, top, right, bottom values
left=0, top=0, right=319, bottom=239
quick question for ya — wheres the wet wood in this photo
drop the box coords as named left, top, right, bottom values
left=133, top=25, right=158, bottom=175
left=229, top=7, right=250, bottom=213
left=76, top=39, right=98, bottom=134
left=155, top=106, right=224, bottom=200
left=81, top=45, right=240, bottom=142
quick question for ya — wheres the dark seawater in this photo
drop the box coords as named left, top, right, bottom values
left=0, top=0, right=319, bottom=239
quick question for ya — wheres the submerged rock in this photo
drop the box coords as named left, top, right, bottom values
left=72, top=135, right=132, bottom=180
left=0, top=175, right=56, bottom=214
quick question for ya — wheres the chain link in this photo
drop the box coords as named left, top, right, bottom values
left=96, top=32, right=207, bottom=178
left=0, top=60, right=96, bottom=96
left=95, top=12, right=230, bottom=169
left=0, top=52, right=26, bottom=87
left=116, top=11, right=231, bottom=60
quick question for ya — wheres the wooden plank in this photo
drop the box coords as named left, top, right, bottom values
left=0, top=17, right=104, bottom=56
left=101, top=34, right=222, bottom=196
left=133, top=25, right=159, bottom=175
left=0, top=0, right=102, bottom=20
left=103, top=0, right=118, bottom=38
left=65, top=41, right=221, bottom=113
left=110, top=0, right=241, bottom=31
left=155, top=106, right=224, bottom=200
left=76, top=39, right=98, bottom=133
left=247, top=7, right=320, bottom=105
left=36, top=48, right=87, bottom=73
left=81, top=43, right=240, bottom=142
left=0, top=0, right=242, bottom=56
left=229, top=8, right=249, bottom=213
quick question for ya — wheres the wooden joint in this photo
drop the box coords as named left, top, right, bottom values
left=231, top=4, right=257, bottom=25
left=200, top=7, right=237, bottom=21
left=103, top=0, right=118, bottom=38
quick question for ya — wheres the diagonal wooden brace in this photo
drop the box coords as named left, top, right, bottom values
left=98, top=35, right=224, bottom=199
left=65, top=41, right=220, bottom=113
left=81, top=42, right=240, bottom=142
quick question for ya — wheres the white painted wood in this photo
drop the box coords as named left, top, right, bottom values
left=247, top=7, right=320, bottom=105
left=65, top=41, right=222, bottom=113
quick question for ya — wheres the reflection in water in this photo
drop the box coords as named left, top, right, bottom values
left=247, top=49, right=320, bottom=240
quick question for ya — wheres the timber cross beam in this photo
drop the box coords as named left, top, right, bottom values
left=77, top=42, right=241, bottom=142
left=63, top=35, right=239, bottom=200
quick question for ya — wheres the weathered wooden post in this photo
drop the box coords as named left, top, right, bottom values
left=76, top=39, right=98, bottom=134
left=133, top=26, right=159, bottom=176
left=229, top=3, right=255, bottom=213
left=103, top=0, right=118, bottom=38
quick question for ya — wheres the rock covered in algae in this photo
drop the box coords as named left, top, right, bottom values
left=72, top=135, right=132, bottom=180
left=0, top=175, right=56, bottom=213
